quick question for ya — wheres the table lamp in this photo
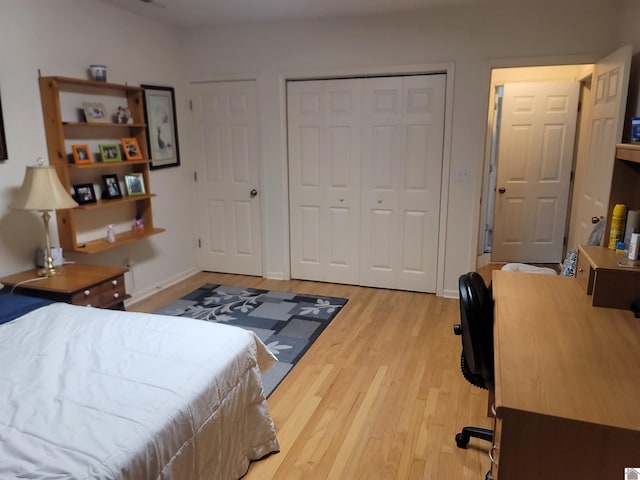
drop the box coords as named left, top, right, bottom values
left=9, top=161, right=78, bottom=277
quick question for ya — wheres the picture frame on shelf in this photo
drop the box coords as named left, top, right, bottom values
left=98, top=144, right=121, bottom=162
left=124, top=173, right=145, bottom=196
left=72, top=183, right=97, bottom=205
left=101, top=174, right=122, bottom=200
left=121, top=137, right=143, bottom=161
left=82, top=102, right=108, bottom=123
left=142, top=85, right=181, bottom=170
left=71, top=144, right=92, bottom=164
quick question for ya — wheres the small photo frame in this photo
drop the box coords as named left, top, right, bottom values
left=71, top=144, right=92, bottom=164
left=124, top=173, right=145, bottom=196
left=101, top=174, right=122, bottom=200
left=99, top=144, right=121, bottom=162
left=82, top=102, right=108, bottom=123
left=72, top=183, right=97, bottom=205
left=121, top=138, right=143, bottom=160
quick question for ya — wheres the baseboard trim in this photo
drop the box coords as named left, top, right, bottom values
left=265, top=271, right=287, bottom=281
left=442, top=288, right=458, bottom=299
left=125, top=267, right=200, bottom=306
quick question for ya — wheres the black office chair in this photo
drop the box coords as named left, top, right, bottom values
left=453, top=271, right=494, bottom=449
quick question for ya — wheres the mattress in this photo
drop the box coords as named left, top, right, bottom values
left=0, top=299, right=279, bottom=479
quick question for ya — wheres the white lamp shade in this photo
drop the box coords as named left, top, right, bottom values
left=9, top=166, right=78, bottom=211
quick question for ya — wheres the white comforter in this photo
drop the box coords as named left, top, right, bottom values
left=0, top=303, right=280, bottom=479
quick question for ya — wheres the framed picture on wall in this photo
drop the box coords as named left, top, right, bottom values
left=0, top=93, right=7, bottom=160
left=141, top=85, right=181, bottom=170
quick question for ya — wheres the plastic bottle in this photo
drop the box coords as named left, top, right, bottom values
left=608, top=204, right=627, bottom=249
left=106, top=224, right=116, bottom=243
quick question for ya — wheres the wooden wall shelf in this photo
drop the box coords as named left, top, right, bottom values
left=39, top=76, right=163, bottom=253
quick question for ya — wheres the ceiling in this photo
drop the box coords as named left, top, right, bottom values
left=97, top=0, right=488, bottom=29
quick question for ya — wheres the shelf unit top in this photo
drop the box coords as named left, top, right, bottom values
left=40, top=76, right=143, bottom=95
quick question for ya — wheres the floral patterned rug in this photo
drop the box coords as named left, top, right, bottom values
left=155, top=284, right=348, bottom=397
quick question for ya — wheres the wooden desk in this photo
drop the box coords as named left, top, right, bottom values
left=490, top=271, right=640, bottom=480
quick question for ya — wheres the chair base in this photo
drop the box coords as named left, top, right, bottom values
left=455, top=426, right=493, bottom=448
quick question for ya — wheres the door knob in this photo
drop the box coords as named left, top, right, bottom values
left=591, top=216, right=600, bottom=224
left=250, top=189, right=258, bottom=198
left=498, top=187, right=506, bottom=194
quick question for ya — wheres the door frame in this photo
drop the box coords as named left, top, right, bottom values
left=278, top=63, right=455, bottom=296
left=477, top=55, right=601, bottom=268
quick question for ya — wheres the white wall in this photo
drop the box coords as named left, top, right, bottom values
left=0, top=0, right=197, bottom=300
left=1, top=0, right=638, bottom=300
left=183, top=0, right=625, bottom=296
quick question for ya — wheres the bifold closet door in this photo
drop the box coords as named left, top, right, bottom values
left=360, top=75, right=445, bottom=292
left=288, top=79, right=362, bottom=285
left=288, top=74, right=445, bottom=292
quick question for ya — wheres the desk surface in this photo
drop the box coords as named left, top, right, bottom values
left=492, top=270, right=640, bottom=431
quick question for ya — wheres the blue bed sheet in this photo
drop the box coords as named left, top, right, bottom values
left=0, top=293, right=53, bottom=325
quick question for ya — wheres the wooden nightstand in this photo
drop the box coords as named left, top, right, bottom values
left=0, top=264, right=130, bottom=310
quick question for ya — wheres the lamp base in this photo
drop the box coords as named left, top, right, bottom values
left=37, top=265, right=63, bottom=277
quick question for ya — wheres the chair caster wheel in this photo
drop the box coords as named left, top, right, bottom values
left=455, top=432, right=470, bottom=448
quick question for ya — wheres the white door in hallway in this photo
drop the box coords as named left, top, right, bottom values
left=288, top=74, right=445, bottom=293
left=492, top=81, right=579, bottom=263
left=191, top=81, right=263, bottom=276
left=569, top=45, right=632, bottom=247
left=359, top=75, right=445, bottom=292
left=288, top=79, right=362, bottom=285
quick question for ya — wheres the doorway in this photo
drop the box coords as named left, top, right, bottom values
left=479, top=65, right=593, bottom=263
left=480, top=47, right=632, bottom=266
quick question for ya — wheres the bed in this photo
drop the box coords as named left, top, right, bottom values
left=0, top=293, right=280, bottom=479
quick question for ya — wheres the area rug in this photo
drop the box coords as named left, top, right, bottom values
left=155, top=284, right=348, bottom=397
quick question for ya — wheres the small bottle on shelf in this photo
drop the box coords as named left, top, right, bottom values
left=132, top=213, right=144, bottom=234
left=106, top=225, right=116, bottom=243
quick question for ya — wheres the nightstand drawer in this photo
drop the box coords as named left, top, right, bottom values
left=70, top=275, right=126, bottom=308
left=575, top=250, right=594, bottom=295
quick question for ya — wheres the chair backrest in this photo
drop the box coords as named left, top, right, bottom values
left=458, top=272, right=494, bottom=386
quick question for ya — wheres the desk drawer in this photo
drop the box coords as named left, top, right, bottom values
left=70, top=275, right=126, bottom=308
left=575, top=251, right=594, bottom=295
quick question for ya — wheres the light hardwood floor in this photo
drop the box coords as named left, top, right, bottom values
left=129, top=271, right=492, bottom=479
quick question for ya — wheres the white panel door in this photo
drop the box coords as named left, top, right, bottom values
left=569, top=46, right=632, bottom=247
left=191, top=81, right=262, bottom=275
left=492, top=81, right=579, bottom=263
left=360, top=75, right=445, bottom=292
left=288, top=79, right=362, bottom=284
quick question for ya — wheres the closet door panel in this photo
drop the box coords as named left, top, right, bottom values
left=288, top=79, right=361, bottom=284
left=361, top=75, right=445, bottom=292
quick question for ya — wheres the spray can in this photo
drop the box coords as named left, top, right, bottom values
left=608, top=204, right=627, bottom=249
